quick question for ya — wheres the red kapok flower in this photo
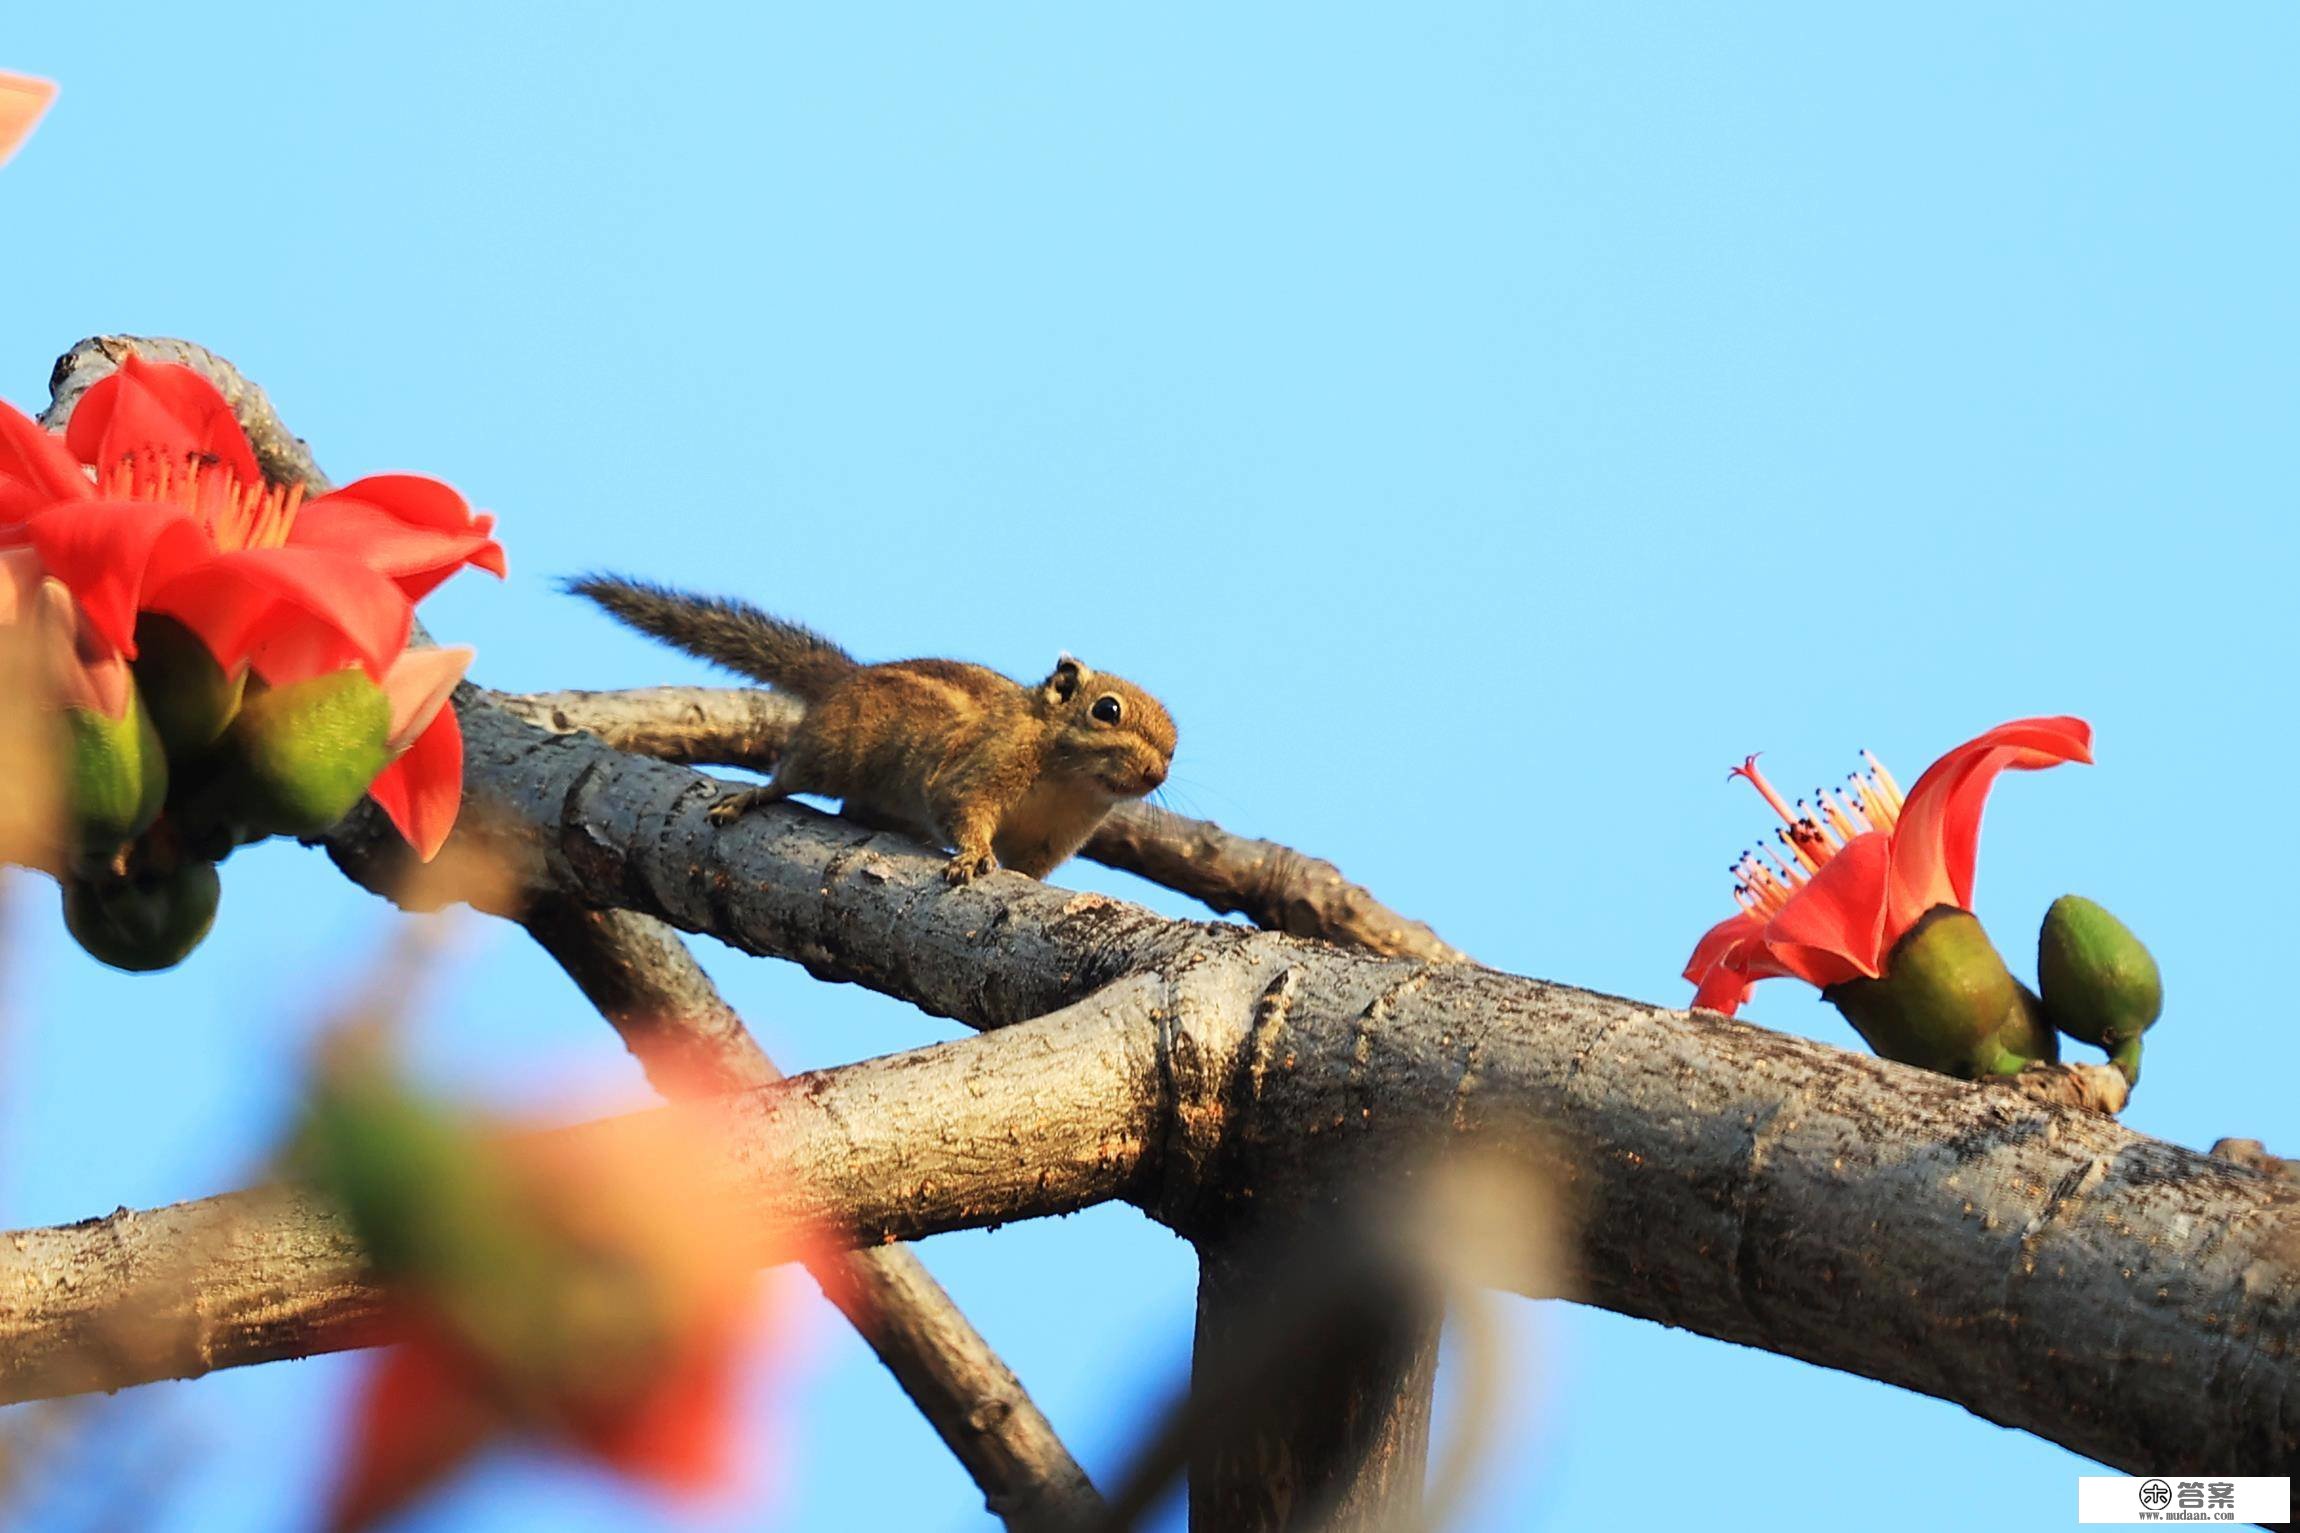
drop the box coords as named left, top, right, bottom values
left=0, top=355, right=505, bottom=857
left=1684, top=716, right=2093, bottom=1017
left=333, top=1284, right=750, bottom=1533
left=0, top=72, right=56, bottom=168
left=306, top=1063, right=787, bottom=1533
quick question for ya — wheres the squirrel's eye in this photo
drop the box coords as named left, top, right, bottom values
left=1091, top=695, right=1124, bottom=725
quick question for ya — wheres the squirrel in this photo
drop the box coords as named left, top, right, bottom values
left=565, top=575, right=1177, bottom=884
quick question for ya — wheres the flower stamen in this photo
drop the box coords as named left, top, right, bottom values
left=1849, top=770, right=1898, bottom=831
left=1735, top=851, right=1800, bottom=919
left=1804, top=798, right=1847, bottom=851
left=1725, top=745, right=1908, bottom=916
left=1862, top=750, right=1905, bottom=811
left=99, top=447, right=305, bottom=553
left=1729, top=755, right=1799, bottom=828
left=1815, top=788, right=1864, bottom=843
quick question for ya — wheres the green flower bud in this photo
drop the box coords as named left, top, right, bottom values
left=62, top=860, right=221, bottom=972
left=300, top=1058, right=521, bottom=1287
left=130, top=614, right=245, bottom=754
left=212, top=668, right=392, bottom=840
left=2038, top=895, right=2161, bottom=1085
left=1825, top=906, right=2059, bottom=1080
left=62, top=689, right=168, bottom=866
left=298, top=1055, right=632, bottom=1392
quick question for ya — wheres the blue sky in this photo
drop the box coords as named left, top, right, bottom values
left=3, top=5, right=2293, bottom=1529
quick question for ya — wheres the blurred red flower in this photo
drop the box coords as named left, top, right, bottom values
left=304, top=1052, right=799, bottom=1533
left=0, top=545, right=133, bottom=720
left=0, top=72, right=56, bottom=167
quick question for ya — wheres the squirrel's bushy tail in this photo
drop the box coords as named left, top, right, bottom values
left=564, top=574, right=857, bottom=702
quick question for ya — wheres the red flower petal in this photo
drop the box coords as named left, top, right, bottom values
left=327, top=1332, right=501, bottom=1533
left=365, top=701, right=463, bottom=860
left=1691, top=966, right=1757, bottom=1016
left=1683, top=909, right=1812, bottom=1016
left=295, top=476, right=506, bottom=601
left=381, top=646, right=472, bottom=753
left=0, top=401, right=90, bottom=525
left=19, top=499, right=210, bottom=655
left=0, top=73, right=56, bottom=168
left=1683, top=909, right=1766, bottom=987
left=314, top=474, right=485, bottom=535
left=65, top=355, right=262, bottom=485
left=146, top=547, right=412, bottom=678
left=1882, top=716, right=2092, bottom=935
left=1762, top=830, right=1893, bottom=988
left=576, top=1335, right=740, bottom=1495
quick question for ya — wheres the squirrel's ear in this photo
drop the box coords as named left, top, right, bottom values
left=1042, top=654, right=1090, bottom=703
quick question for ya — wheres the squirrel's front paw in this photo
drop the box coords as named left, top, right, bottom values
left=943, top=850, right=997, bottom=884
left=708, top=787, right=773, bottom=825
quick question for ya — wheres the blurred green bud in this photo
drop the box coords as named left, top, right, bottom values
left=300, top=1055, right=517, bottom=1286
left=213, top=668, right=391, bottom=840
left=62, top=689, right=167, bottom=866
left=130, top=614, right=245, bottom=755
left=2038, top=895, right=2161, bottom=1085
left=62, top=860, right=220, bottom=972
left=298, top=1052, right=619, bottom=1392
left=1825, top=906, right=2059, bottom=1080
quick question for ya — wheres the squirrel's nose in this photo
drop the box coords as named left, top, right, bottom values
left=1139, top=760, right=1168, bottom=793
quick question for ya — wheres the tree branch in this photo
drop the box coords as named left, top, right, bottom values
left=316, top=698, right=2299, bottom=1475
left=15, top=799, right=2300, bottom=1476
left=1187, top=1241, right=1440, bottom=1532
left=391, top=726, right=2300, bottom=1480
left=22, top=910, right=2300, bottom=1470
left=495, top=685, right=1469, bottom=962
left=497, top=685, right=804, bottom=769
left=0, top=977, right=1166, bottom=1406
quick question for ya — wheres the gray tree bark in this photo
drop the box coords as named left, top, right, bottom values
left=496, top=684, right=1467, bottom=963
left=8, top=708, right=2296, bottom=1475
left=0, top=979, right=1166, bottom=1405
left=328, top=674, right=2300, bottom=1480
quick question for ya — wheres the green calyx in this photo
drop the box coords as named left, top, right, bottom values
left=297, top=1054, right=671, bottom=1406
left=299, top=1055, right=525, bottom=1290
left=205, top=668, right=392, bottom=841
left=1824, top=906, right=2059, bottom=1080
left=61, top=860, right=221, bottom=972
left=62, top=689, right=168, bottom=866
left=2037, top=895, right=2161, bottom=1085
left=130, top=614, right=246, bottom=755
